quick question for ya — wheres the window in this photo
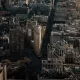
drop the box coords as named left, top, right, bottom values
left=62, top=50, right=63, bottom=54
left=48, top=61, right=51, bottom=63
left=51, top=65, right=53, bottom=68
left=43, top=64, right=45, bottom=67
left=45, top=64, right=47, bottom=68
left=43, top=61, right=45, bottom=63
left=59, top=50, right=61, bottom=56
left=48, top=65, right=51, bottom=69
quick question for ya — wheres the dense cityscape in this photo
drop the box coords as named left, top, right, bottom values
left=0, top=0, right=80, bottom=80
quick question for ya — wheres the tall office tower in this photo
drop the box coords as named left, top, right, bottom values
left=33, top=25, right=42, bottom=56
left=9, top=25, right=25, bottom=54
left=26, top=20, right=43, bottom=56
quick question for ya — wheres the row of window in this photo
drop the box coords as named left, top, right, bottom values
left=42, top=64, right=62, bottom=69
left=42, top=64, right=63, bottom=72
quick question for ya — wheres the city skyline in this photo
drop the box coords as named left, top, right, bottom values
left=0, top=0, right=80, bottom=80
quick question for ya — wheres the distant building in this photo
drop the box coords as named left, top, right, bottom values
left=26, top=20, right=43, bottom=56
left=18, top=0, right=29, bottom=5
left=9, top=24, right=25, bottom=54
left=0, top=34, right=9, bottom=56
left=33, top=24, right=42, bottom=55
left=50, top=31, right=62, bottom=43
left=47, top=40, right=68, bottom=63
left=9, top=16, right=25, bottom=54
left=54, top=1, right=68, bottom=22
left=42, top=58, right=63, bottom=73
left=50, top=30, right=68, bottom=44
left=65, top=50, right=75, bottom=64
left=29, top=2, right=51, bottom=16
left=33, top=15, right=48, bottom=23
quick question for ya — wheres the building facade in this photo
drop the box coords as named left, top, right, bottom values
left=9, top=25, right=25, bottom=54
left=42, top=58, right=63, bottom=73
left=26, top=20, right=43, bottom=56
left=33, top=25, right=42, bottom=55
left=47, top=40, right=69, bottom=63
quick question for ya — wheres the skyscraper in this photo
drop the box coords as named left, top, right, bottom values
left=26, top=20, right=43, bottom=56
left=33, top=25, right=42, bottom=55
left=9, top=25, right=25, bottom=54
